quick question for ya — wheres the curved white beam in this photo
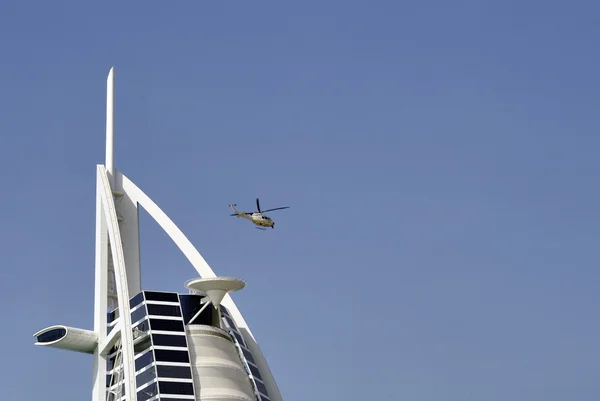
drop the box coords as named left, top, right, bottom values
left=98, top=165, right=137, bottom=401
left=120, top=172, right=284, bottom=401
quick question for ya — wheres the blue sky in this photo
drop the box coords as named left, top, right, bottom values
left=1, top=1, right=599, bottom=400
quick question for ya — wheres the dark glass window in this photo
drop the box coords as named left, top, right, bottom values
left=225, top=316, right=236, bottom=329
left=131, top=305, right=148, bottom=324
left=158, top=381, right=194, bottom=395
left=130, top=292, right=145, bottom=308
left=249, top=363, right=262, bottom=380
left=143, top=291, right=179, bottom=302
left=135, top=350, right=154, bottom=371
left=107, top=310, right=118, bottom=324
left=232, top=331, right=245, bottom=346
left=242, top=347, right=256, bottom=364
left=151, top=334, right=187, bottom=347
left=179, top=294, right=216, bottom=325
left=156, top=365, right=193, bottom=379
left=179, top=294, right=204, bottom=324
left=137, top=381, right=157, bottom=401
left=154, top=349, right=190, bottom=363
left=149, top=319, right=184, bottom=332
left=260, top=396, right=271, bottom=401
left=221, top=306, right=230, bottom=317
left=189, top=306, right=214, bottom=325
left=36, top=328, right=66, bottom=343
left=147, top=304, right=181, bottom=317
left=255, top=379, right=269, bottom=397
left=136, top=367, right=156, bottom=387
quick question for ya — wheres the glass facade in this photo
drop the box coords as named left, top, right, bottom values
left=106, top=290, right=270, bottom=401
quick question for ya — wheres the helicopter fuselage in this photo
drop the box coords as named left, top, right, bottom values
left=232, top=211, right=274, bottom=228
left=229, top=200, right=288, bottom=230
left=247, top=213, right=274, bottom=228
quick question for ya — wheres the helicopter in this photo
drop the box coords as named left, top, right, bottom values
left=229, top=198, right=290, bottom=230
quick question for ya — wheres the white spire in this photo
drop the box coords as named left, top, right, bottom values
left=105, top=67, right=115, bottom=187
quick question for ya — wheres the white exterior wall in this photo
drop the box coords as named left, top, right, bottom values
left=186, top=325, right=256, bottom=401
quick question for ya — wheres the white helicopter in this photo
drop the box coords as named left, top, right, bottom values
left=229, top=198, right=290, bottom=230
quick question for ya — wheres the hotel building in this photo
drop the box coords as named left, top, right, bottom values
left=32, top=68, right=283, bottom=401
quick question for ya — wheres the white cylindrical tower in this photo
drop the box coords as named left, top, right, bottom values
left=186, top=325, right=256, bottom=401
left=184, top=277, right=256, bottom=401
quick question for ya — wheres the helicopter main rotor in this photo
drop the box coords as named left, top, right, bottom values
left=255, top=198, right=289, bottom=214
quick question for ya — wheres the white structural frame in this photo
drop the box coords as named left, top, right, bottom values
left=36, top=67, right=283, bottom=401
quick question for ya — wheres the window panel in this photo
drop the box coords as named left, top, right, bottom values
left=129, top=292, right=145, bottom=308
left=178, top=294, right=205, bottom=324
left=135, top=350, right=154, bottom=371
left=136, top=367, right=157, bottom=388
left=225, top=316, right=236, bottom=329
left=154, top=349, right=190, bottom=363
left=143, top=291, right=179, bottom=303
left=242, top=347, right=256, bottom=364
left=137, top=381, right=158, bottom=401
left=254, top=379, right=268, bottom=397
left=107, top=310, right=118, bottom=324
left=156, top=365, right=193, bottom=379
left=158, top=381, right=194, bottom=395
left=147, top=304, right=181, bottom=317
left=131, top=305, right=148, bottom=324
left=151, top=334, right=187, bottom=347
left=189, top=306, right=214, bottom=325
left=249, top=363, right=262, bottom=380
left=149, top=319, right=184, bottom=332
left=232, top=331, right=245, bottom=346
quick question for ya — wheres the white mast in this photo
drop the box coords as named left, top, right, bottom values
left=105, top=67, right=115, bottom=187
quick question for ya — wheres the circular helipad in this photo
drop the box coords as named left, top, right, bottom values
left=185, top=277, right=246, bottom=294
